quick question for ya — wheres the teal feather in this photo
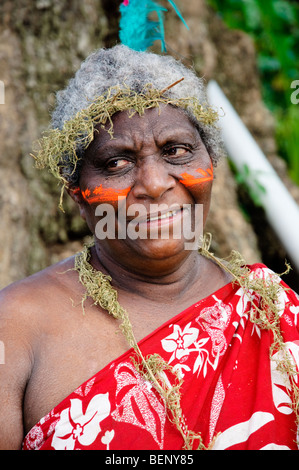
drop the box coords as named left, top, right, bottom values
left=119, top=0, right=189, bottom=52
left=167, top=1, right=188, bottom=30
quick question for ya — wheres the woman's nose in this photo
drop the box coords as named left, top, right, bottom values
left=131, top=160, right=176, bottom=200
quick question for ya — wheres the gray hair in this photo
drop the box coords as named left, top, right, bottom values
left=51, top=45, right=223, bottom=185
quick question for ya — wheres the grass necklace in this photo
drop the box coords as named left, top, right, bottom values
left=74, top=233, right=299, bottom=449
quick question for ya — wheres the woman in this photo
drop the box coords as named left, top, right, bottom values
left=0, top=45, right=299, bottom=450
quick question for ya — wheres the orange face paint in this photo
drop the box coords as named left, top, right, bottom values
left=179, top=166, right=213, bottom=187
left=80, top=185, right=131, bottom=204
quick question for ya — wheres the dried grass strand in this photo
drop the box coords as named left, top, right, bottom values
left=74, top=234, right=299, bottom=449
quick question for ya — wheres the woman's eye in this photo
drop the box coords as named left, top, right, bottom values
left=106, top=158, right=131, bottom=171
left=164, top=146, right=190, bottom=158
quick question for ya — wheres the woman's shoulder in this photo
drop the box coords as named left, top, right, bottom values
left=0, top=255, right=79, bottom=322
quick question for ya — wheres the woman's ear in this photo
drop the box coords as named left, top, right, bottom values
left=67, top=186, right=87, bottom=221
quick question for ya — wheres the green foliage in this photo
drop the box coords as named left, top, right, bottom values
left=234, top=163, right=267, bottom=207
left=276, top=105, right=299, bottom=183
left=229, top=161, right=267, bottom=210
left=207, top=0, right=299, bottom=184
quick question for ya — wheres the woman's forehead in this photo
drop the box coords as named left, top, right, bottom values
left=94, top=105, right=199, bottom=146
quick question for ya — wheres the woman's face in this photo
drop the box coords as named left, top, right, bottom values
left=72, top=105, right=213, bottom=276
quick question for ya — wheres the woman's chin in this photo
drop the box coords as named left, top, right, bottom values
left=131, top=236, right=197, bottom=260
left=96, top=236, right=197, bottom=279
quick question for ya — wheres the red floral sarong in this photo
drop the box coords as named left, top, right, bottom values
left=23, top=264, right=299, bottom=450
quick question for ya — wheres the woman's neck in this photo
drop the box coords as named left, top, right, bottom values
left=89, top=243, right=228, bottom=304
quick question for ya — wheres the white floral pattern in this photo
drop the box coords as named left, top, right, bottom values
left=101, top=429, right=115, bottom=450
left=271, top=341, right=299, bottom=415
left=212, top=412, right=276, bottom=450
left=161, top=322, right=199, bottom=363
left=112, top=362, right=166, bottom=449
left=196, top=295, right=233, bottom=357
left=161, top=295, right=233, bottom=378
left=51, top=393, right=111, bottom=450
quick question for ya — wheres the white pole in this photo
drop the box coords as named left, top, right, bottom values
left=207, top=80, right=299, bottom=271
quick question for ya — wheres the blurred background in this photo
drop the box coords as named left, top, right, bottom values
left=0, top=0, right=298, bottom=290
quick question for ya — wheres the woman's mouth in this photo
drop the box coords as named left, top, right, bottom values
left=123, top=205, right=194, bottom=241
left=126, top=205, right=189, bottom=228
left=145, top=207, right=186, bottom=225
left=95, top=202, right=202, bottom=245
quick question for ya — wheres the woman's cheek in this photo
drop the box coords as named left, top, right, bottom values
left=178, top=165, right=213, bottom=188
left=79, top=184, right=131, bottom=205
left=179, top=166, right=213, bottom=214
